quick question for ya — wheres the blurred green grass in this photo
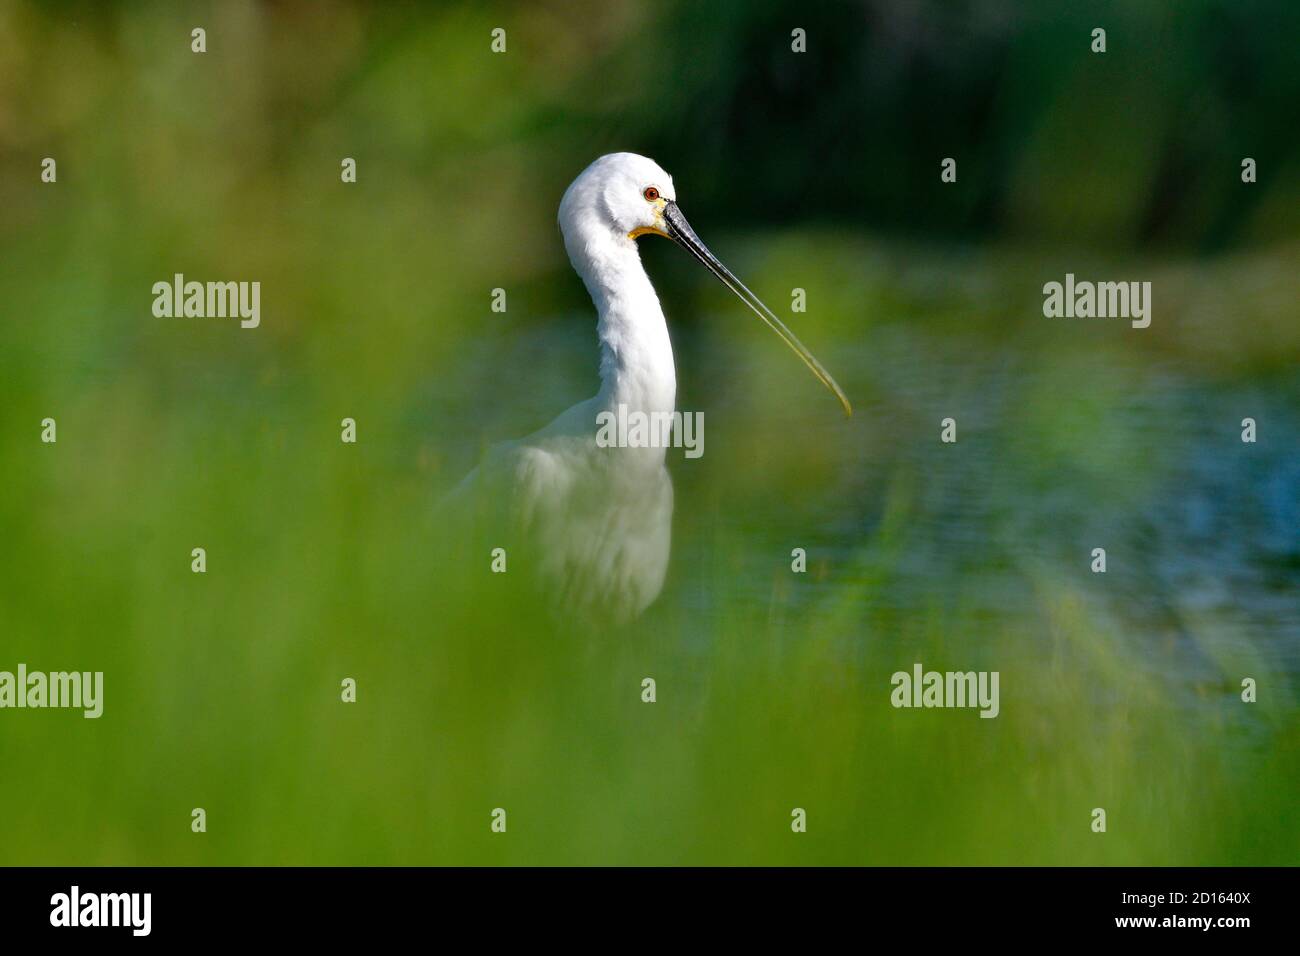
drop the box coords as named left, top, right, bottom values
left=1, top=0, right=1297, bottom=865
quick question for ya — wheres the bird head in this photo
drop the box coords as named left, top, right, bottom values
left=559, top=152, right=852, bottom=416
left=559, top=152, right=676, bottom=241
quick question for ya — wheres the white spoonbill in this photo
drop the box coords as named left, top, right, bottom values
left=449, top=153, right=850, bottom=624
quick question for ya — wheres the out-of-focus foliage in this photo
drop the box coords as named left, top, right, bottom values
left=0, top=0, right=1296, bottom=864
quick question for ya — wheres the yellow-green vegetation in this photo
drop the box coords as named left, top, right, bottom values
left=1, top=1, right=1296, bottom=865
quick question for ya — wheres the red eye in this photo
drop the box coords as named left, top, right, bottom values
left=643, top=186, right=660, bottom=202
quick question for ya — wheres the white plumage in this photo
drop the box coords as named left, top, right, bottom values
left=450, top=153, right=848, bottom=624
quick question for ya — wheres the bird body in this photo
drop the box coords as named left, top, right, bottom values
left=456, top=422, right=674, bottom=624
left=449, top=153, right=848, bottom=624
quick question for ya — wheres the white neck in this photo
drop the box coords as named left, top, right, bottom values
left=565, top=225, right=677, bottom=418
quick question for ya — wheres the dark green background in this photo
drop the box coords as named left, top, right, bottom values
left=1, top=0, right=1296, bottom=864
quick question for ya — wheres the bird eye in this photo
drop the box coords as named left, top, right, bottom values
left=643, top=186, right=660, bottom=202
